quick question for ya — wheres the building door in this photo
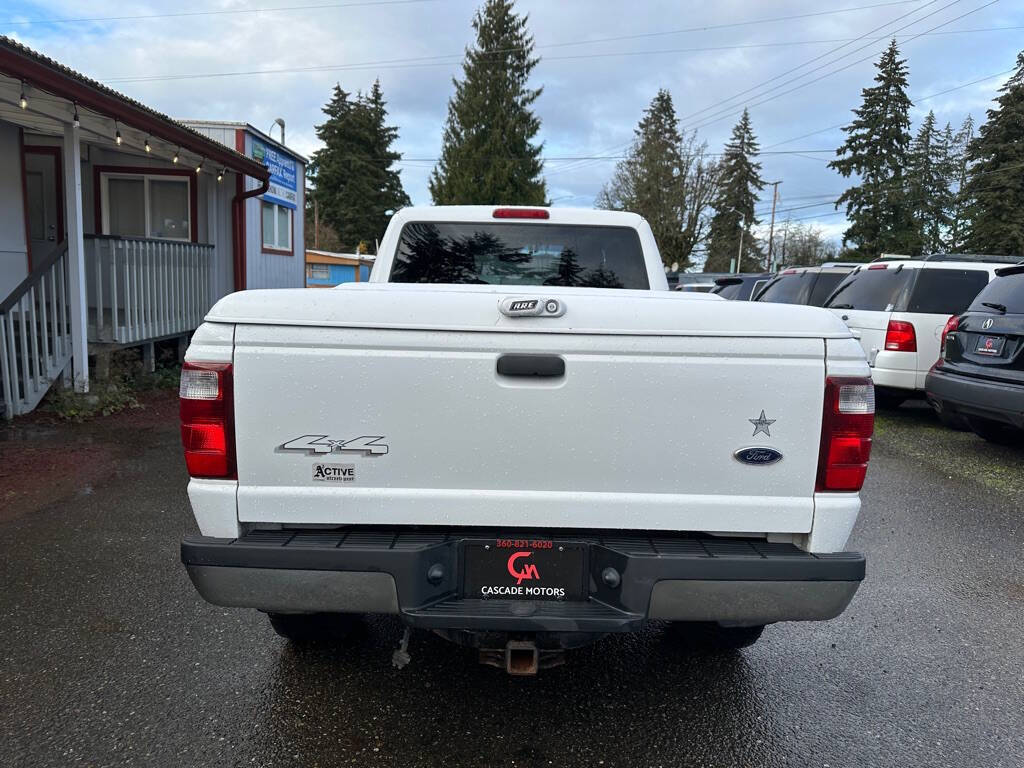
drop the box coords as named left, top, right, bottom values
left=24, top=147, right=64, bottom=267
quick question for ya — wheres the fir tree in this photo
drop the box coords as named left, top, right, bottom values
left=704, top=108, right=765, bottom=272
left=597, top=90, right=718, bottom=270
left=946, top=115, right=974, bottom=251
left=830, top=40, right=916, bottom=258
left=907, top=110, right=952, bottom=254
left=429, top=0, right=546, bottom=205
left=308, top=82, right=410, bottom=250
left=963, top=53, right=1024, bottom=256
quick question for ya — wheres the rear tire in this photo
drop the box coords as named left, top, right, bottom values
left=267, top=612, right=359, bottom=644
left=668, top=622, right=765, bottom=650
left=967, top=417, right=1023, bottom=446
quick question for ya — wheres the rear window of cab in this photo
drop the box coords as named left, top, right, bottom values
left=389, top=221, right=650, bottom=289
left=826, top=266, right=988, bottom=314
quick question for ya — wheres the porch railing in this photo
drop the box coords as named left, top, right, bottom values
left=85, top=235, right=215, bottom=344
left=1, top=242, right=72, bottom=420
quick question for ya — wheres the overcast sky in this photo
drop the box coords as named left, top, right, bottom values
left=4, top=0, right=1023, bottom=247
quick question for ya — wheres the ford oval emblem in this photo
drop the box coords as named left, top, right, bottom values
left=734, top=447, right=783, bottom=466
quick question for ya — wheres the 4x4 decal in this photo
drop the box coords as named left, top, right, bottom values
left=278, top=434, right=389, bottom=456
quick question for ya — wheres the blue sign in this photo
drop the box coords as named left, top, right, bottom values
left=251, top=137, right=298, bottom=209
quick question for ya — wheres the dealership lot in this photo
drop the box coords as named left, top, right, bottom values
left=1, top=399, right=1022, bottom=768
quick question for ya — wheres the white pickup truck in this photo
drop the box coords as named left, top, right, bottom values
left=180, top=206, right=872, bottom=674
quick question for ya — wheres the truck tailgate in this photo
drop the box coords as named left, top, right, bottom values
left=233, top=323, right=825, bottom=533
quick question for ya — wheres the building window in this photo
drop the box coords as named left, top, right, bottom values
left=307, top=264, right=330, bottom=280
left=262, top=201, right=292, bottom=252
left=101, top=173, right=190, bottom=240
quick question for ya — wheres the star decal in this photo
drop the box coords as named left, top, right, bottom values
left=749, top=410, right=776, bottom=438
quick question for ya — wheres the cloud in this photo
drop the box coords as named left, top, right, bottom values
left=6, top=0, right=1022, bottom=245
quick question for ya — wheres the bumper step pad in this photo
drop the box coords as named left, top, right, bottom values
left=182, top=527, right=865, bottom=631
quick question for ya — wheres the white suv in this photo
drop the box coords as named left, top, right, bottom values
left=825, top=255, right=1016, bottom=404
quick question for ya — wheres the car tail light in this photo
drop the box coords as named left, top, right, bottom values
left=939, top=315, right=959, bottom=362
left=867, top=263, right=888, bottom=270
left=884, top=320, right=917, bottom=352
left=816, top=377, right=874, bottom=492
left=492, top=207, right=549, bottom=219
left=179, top=362, right=235, bottom=479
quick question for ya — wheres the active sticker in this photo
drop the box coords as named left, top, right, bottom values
left=312, top=463, right=356, bottom=483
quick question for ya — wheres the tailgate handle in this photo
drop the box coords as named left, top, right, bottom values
left=496, top=354, right=565, bottom=378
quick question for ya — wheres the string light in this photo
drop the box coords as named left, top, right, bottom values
left=115, top=120, right=122, bottom=145
left=195, top=159, right=203, bottom=174
left=172, top=148, right=179, bottom=163
left=19, top=82, right=28, bottom=109
left=72, top=102, right=80, bottom=129
left=216, top=168, right=224, bottom=182
left=144, top=137, right=151, bottom=153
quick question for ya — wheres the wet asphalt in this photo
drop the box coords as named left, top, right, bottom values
left=1, top=404, right=1022, bottom=768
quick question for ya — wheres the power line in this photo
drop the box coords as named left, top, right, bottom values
left=681, top=0, right=989, bottom=134
left=761, top=65, right=1014, bottom=151
left=3, top=0, right=925, bottom=30
left=2, top=0, right=449, bottom=26
left=549, top=0, right=953, bottom=178
left=677, top=0, right=946, bottom=126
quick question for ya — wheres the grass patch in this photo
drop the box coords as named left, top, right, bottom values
left=42, top=346, right=181, bottom=422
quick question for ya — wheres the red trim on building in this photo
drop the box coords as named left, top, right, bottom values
left=233, top=128, right=247, bottom=291
left=23, top=145, right=65, bottom=245
left=0, top=43, right=269, bottom=183
left=91, top=165, right=199, bottom=243
left=259, top=205, right=295, bottom=257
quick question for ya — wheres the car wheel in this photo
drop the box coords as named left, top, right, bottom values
left=668, top=622, right=765, bottom=650
left=267, top=612, right=359, bottom=643
left=967, top=417, right=1023, bottom=446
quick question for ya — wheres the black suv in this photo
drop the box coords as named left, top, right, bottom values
left=753, top=264, right=856, bottom=306
left=926, top=264, right=1024, bottom=444
left=712, top=273, right=772, bottom=301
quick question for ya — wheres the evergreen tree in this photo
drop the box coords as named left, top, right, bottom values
left=906, top=110, right=952, bottom=254
left=946, top=115, right=974, bottom=251
left=704, top=108, right=765, bottom=272
left=430, top=0, right=546, bottom=205
left=963, top=53, right=1024, bottom=256
left=829, top=40, right=916, bottom=258
left=597, top=90, right=719, bottom=270
left=308, top=81, right=409, bottom=251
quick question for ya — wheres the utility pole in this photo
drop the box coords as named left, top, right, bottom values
left=313, top=195, right=319, bottom=249
left=766, top=180, right=781, bottom=271
left=736, top=217, right=745, bottom=274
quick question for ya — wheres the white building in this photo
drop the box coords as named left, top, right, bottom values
left=0, top=36, right=304, bottom=418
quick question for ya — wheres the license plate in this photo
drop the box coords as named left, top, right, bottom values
left=461, top=539, right=586, bottom=601
left=976, top=335, right=1005, bottom=356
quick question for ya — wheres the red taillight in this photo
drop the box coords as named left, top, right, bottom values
left=816, top=377, right=874, bottom=492
left=884, top=320, right=917, bottom=352
left=782, top=269, right=797, bottom=275
left=939, top=315, right=959, bottom=363
left=867, top=263, right=888, bottom=270
left=179, top=362, right=235, bottom=479
left=492, top=207, right=550, bottom=219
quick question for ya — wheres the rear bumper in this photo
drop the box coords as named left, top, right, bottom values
left=181, top=528, right=865, bottom=632
left=926, top=368, right=1024, bottom=428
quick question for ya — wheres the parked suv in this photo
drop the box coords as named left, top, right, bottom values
left=753, top=264, right=857, bottom=306
left=926, top=263, right=1024, bottom=444
left=825, top=255, right=1016, bottom=405
left=712, top=273, right=772, bottom=301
